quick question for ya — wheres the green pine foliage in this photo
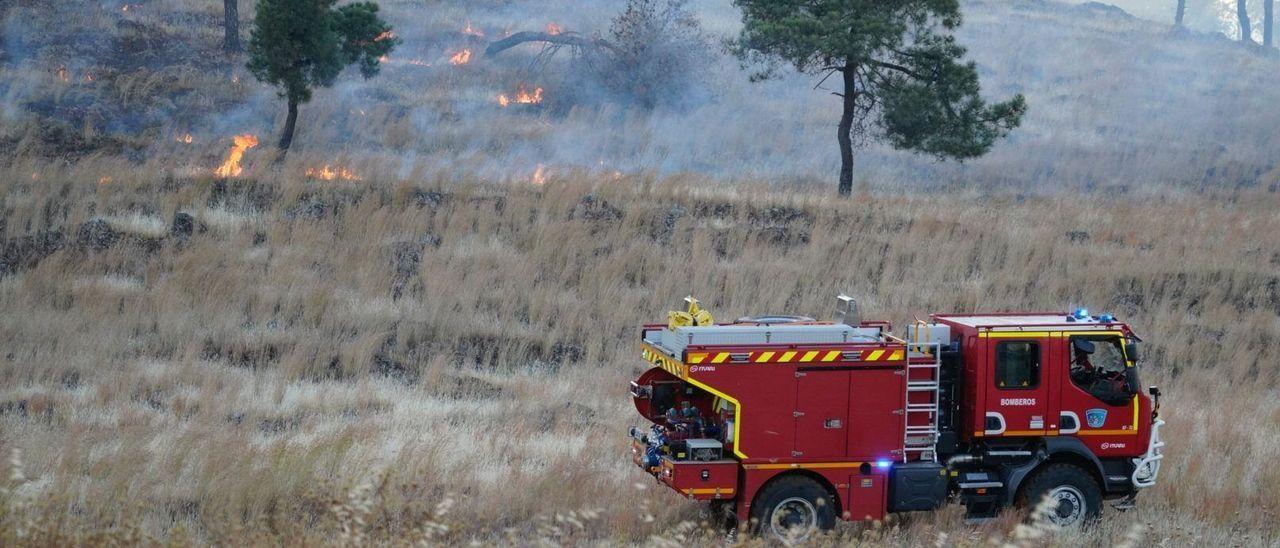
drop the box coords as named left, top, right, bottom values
left=733, top=0, right=1026, bottom=193
left=246, top=0, right=399, bottom=149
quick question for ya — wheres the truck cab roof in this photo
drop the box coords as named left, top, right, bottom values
left=932, top=312, right=1133, bottom=334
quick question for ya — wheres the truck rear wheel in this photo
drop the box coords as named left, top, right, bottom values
left=1018, top=463, right=1102, bottom=527
left=750, top=475, right=837, bottom=543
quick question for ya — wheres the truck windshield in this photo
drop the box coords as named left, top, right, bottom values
left=1069, top=335, right=1134, bottom=405
left=1090, top=338, right=1126, bottom=374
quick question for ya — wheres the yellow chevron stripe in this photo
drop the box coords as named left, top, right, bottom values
left=800, top=351, right=819, bottom=362
left=711, top=352, right=729, bottom=364
left=755, top=351, right=775, bottom=363
left=865, top=350, right=885, bottom=361
left=779, top=351, right=797, bottom=362
left=888, top=350, right=903, bottom=361
left=688, top=353, right=707, bottom=364
left=822, top=350, right=841, bottom=362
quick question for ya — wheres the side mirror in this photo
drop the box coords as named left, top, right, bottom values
left=1124, top=367, right=1140, bottom=395
left=1124, top=341, right=1140, bottom=363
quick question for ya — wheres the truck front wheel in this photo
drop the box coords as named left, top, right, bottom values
left=750, top=476, right=837, bottom=542
left=1018, top=463, right=1102, bottom=527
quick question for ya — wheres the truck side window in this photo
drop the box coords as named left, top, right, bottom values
left=995, top=341, right=1039, bottom=389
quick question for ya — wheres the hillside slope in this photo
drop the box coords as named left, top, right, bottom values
left=1, top=167, right=1278, bottom=543
left=3, top=0, right=1280, bottom=189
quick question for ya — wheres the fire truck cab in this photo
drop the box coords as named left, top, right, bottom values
left=629, top=297, right=1164, bottom=540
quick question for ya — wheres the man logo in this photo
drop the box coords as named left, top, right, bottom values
left=1085, top=408, right=1108, bottom=428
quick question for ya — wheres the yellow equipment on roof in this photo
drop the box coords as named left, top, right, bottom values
left=668, top=296, right=714, bottom=330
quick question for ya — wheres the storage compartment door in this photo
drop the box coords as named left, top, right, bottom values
left=793, top=370, right=850, bottom=459
left=847, top=368, right=906, bottom=460
left=846, top=474, right=887, bottom=521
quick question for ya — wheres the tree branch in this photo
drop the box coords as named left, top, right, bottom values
left=869, top=59, right=922, bottom=79
left=484, top=31, right=623, bottom=58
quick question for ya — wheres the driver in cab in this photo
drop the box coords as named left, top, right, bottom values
left=1069, top=339, right=1131, bottom=406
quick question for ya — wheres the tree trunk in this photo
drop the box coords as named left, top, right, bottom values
left=223, top=0, right=240, bottom=53
left=837, top=65, right=856, bottom=197
left=1175, top=0, right=1186, bottom=27
left=1266, top=0, right=1274, bottom=46
left=1240, top=0, right=1254, bottom=43
left=278, top=100, right=298, bottom=152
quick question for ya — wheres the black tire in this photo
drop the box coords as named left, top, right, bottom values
left=749, top=475, right=838, bottom=543
left=1018, top=463, right=1102, bottom=528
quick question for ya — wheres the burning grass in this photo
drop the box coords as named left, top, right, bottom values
left=0, top=164, right=1278, bottom=544
left=305, top=164, right=363, bottom=181
left=498, top=83, right=544, bottom=107
left=213, top=134, right=259, bottom=178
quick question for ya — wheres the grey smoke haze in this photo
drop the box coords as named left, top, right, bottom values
left=3, top=0, right=1280, bottom=190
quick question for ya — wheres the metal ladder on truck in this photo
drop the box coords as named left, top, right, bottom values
left=903, top=341, right=942, bottom=462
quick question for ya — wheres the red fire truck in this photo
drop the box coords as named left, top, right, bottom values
left=629, top=296, right=1165, bottom=540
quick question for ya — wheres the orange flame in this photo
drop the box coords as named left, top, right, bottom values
left=546, top=22, right=563, bottom=35
left=497, top=84, right=544, bottom=107
left=305, top=165, right=362, bottom=181
left=176, top=134, right=193, bottom=144
left=448, top=49, right=472, bottom=65
left=98, top=176, right=112, bottom=185
left=374, top=30, right=395, bottom=42
left=531, top=164, right=548, bottom=186
left=214, top=134, right=259, bottom=178
left=462, top=20, right=484, bottom=37
left=57, top=65, right=68, bottom=83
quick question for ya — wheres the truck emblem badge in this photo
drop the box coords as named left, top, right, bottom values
left=1085, top=408, right=1107, bottom=428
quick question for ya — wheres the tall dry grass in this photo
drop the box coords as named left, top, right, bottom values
left=0, top=162, right=1278, bottom=545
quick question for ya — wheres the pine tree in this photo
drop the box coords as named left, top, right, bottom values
left=733, top=0, right=1026, bottom=195
left=246, top=0, right=399, bottom=151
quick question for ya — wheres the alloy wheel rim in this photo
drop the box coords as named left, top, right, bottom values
left=1044, top=485, right=1086, bottom=526
left=769, top=496, right=818, bottom=543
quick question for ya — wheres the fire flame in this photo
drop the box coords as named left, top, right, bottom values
left=546, top=22, right=563, bottom=35
left=214, top=134, right=259, bottom=178
left=531, top=164, right=548, bottom=186
left=377, top=55, right=429, bottom=67
left=448, top=49, right=472, bottom=65
left=98, top=176, right=112, bottom=185
left=57, top=65, right=68, bottom=83
left=374, top=30, right=395, bottom=42
left=498, top=84, right=544, bottom=107
left=176, top=134, right=193, bottom=144
left=305, top=165, right=362, bottom=181
left=462, top=20, right=484, bottom=37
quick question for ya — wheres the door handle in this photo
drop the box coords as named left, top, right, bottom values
left=824, top=419, right=843, bottom=429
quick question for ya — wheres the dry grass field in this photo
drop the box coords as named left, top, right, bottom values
left=1, top=163, right=1279, bottom=545
left=5, top=0, right=1280, bottom=545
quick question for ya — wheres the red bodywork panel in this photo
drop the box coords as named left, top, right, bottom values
left=660, top=458, right=738, bottom=500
